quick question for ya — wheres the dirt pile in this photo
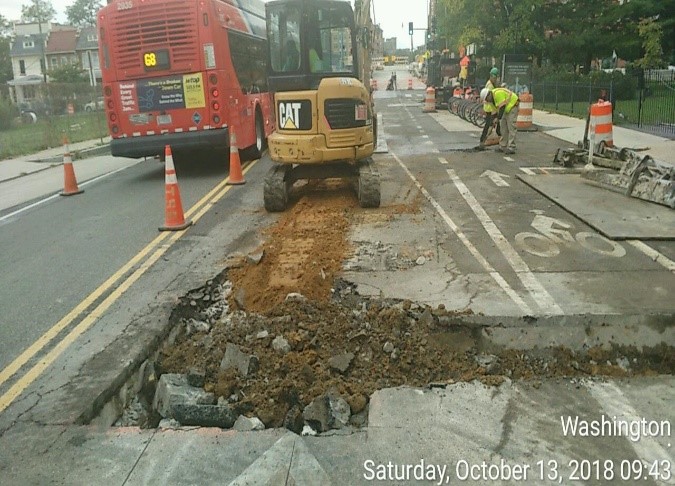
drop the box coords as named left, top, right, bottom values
left=158, top=280, right=674, bottom=430
left=226, top=181, right=357, bottom=314
left=153, top=185, right=673, bottom=432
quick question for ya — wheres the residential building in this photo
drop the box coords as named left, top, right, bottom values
left=7, top=22, right=102, bottom=107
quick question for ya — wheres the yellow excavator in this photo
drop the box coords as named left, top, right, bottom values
left=263, top=0, right=379, bottom=211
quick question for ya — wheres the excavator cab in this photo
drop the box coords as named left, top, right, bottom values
left=263, top=0, right=380, bottom=211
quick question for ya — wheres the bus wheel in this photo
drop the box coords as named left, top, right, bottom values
left=244, top=110, right=266, bottom=160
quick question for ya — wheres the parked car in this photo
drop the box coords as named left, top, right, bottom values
left=85, top=97, right=104, bottom=112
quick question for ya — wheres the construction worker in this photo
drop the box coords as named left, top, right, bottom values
left=479, top=88, right=498, bottom=149
left=478, top=68, right=500, bottom=148
left=481, top=86, right=519, bottom=154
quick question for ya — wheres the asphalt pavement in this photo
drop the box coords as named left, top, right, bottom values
left=0, top=75, right=673, bottom=485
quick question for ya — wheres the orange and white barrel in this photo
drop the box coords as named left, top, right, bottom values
left=453, top=87, right=463, bottom=98
left=423, top=87, right=436, bottom=113
left=590, top=100, right=613, bottom=148
left=408, top=78, right=413, bottom=90
left=516, top=93, right=535, bottom=131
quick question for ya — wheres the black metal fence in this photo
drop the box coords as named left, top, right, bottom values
left=530, top=70, right=675, bottom=138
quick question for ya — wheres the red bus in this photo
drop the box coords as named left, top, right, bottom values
left=97, top=0, right=275, bottom=160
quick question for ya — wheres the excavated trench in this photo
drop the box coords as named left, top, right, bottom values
left=101, top=181, right=675, bottom=434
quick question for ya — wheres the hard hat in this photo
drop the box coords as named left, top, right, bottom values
left=490, top=67, right=499, bottom=77
left=480, top=88, right=489, bottom=102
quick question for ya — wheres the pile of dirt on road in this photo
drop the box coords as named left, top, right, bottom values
left=156, top=184, right=674, bottom=430
left=225, top=180, right=357, bottom=314
left=158, top=284, right=674, bottom=429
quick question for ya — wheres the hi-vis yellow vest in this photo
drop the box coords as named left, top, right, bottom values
left=492, top=87, right=519, bottom=114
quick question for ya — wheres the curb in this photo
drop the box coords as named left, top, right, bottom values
left=0, top=144, right=111, bottom=184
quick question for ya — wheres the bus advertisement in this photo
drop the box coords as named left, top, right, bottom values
left=97, top=0, right=275, bottom=160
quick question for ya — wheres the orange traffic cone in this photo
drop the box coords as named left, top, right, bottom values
left=227, top=125, right=245, bottom=185
left=159, top=145, right=192, bottom=231
left=60, top=138, right=83, bottom=196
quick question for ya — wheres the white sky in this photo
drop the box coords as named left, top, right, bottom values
left=1, top=0, right=429, bottom=48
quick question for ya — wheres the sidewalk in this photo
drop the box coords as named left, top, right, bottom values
left=0, top=136, right=111, bottom=183
left=533, top=109, right=674, bottom=166
left=1, top=377, right=672, bottom=485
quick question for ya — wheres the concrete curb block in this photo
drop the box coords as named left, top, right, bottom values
left=444, top=313, right=675, bottom=351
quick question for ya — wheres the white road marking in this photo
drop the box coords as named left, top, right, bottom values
left=586, top=381, right=675, bottom=485
left=519, top=167, right=536, bottom=175
left=447, top=169, right=564, bottom=315
left=627, top=240, right=675, bottom=274
left=504, top=156, right=515, bottom=162
left=480, top=170, right=510, bottom=187
left=0, top=166, right=132, bottom=224
left=438, top=157, right=448, bottom=165
left=393, top=154, right=532, bottom=314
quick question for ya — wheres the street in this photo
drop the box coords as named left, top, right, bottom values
left=0, top=65, right=672, bottom=485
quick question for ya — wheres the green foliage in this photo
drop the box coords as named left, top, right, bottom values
left=435, top=0, right=671, bottom=68
left=532, top=65, right=637, bottom=101
left=0, top=37, right=12, bottom=83
left=21, top=0, right=56, bottom=22
left=0, top=14, right=12, bottom=36
left=66, top=0, right=103, bottom=27
left=636, top=18, right=665, bottom=69
left=0, top=96, right=19, bottom=131
left=48, top=64, right=88, bottom=83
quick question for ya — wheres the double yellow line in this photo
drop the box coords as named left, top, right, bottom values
left=0, top=160, right=258, bottom=414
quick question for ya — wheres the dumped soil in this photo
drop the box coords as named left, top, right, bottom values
left=226, top=181, right=356, bottom=314
left=154, top=183, right=674, bottom=430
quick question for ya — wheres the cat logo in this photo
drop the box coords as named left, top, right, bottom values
left=279, top=102, right=302, bottom=129
left=278, top=100, right=312, bottom=130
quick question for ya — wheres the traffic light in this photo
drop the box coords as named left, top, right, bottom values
left=408, top=22, right=413, bottom=36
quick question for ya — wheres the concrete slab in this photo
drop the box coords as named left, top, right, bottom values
left=518, top=173, right=675, bottom=240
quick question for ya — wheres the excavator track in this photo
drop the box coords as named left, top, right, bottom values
left=357, top=157, right=381, bottom=208
left=264, top=164, right=291, bottom=212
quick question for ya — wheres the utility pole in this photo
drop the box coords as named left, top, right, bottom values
left=33, top=0, right=48, bottom=83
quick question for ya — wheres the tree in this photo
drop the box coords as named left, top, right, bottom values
left=21, top=0, right=56, bottom=23
left=48, top=63, right=88, bottom=83
left=0, top=15, right=13, bottom=84
left=636, top=17, right=665, bottom=69
left=66, top=0, right=103, bottom=28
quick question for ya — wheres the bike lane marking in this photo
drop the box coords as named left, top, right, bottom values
left=627, top=240, right=675, bottom=274
left=447, top=168, right=565, bottom=316
left=394, top=154, right=533, bottom=315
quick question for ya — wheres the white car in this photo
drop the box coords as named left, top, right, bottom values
left=85, top=98, right=104, bottom=111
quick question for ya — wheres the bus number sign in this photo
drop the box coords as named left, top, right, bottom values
left=143, top=50, right=170, bottom=71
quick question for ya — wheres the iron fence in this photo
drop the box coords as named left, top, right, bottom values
left=1, top=82, right=108, bottom=159
left=530, top=71, right=675, bottom=138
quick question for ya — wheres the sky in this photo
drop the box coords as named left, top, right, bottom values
left=1, top=0, right=430, bottom=48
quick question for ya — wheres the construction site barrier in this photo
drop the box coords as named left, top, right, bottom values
left=60, top=138, right=84, bottom=196
left=590, top=100, right=613, bottom=150
left=159, top=145, right=192, bottom=231
left=448, top=97, right=486, bottom=128
left=227, top=125, right=245, bottom=185
left=516, top=93, right=536, bottom=131
left=423, top=87, right=437, bottom=113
